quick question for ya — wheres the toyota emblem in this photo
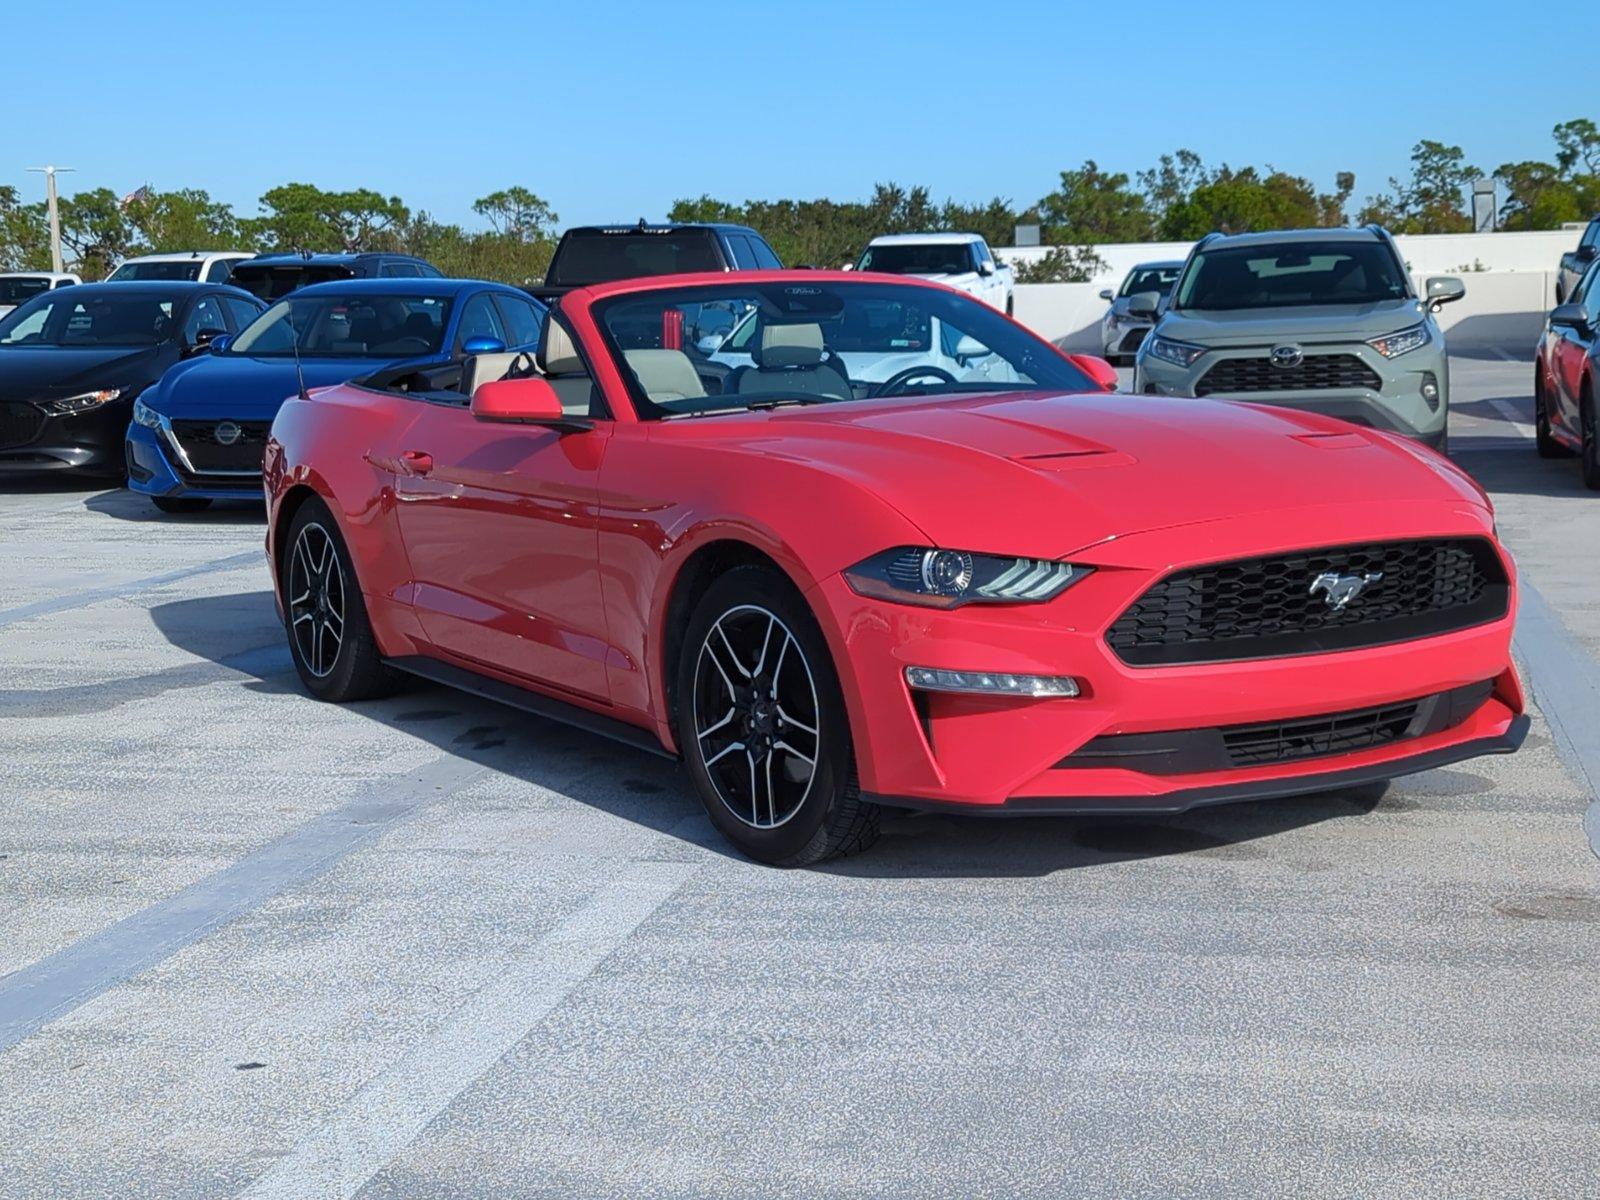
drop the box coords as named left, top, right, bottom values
left=214, top=421, right=242, bottom=446
left=1270, top=343, right=1304, bottom=369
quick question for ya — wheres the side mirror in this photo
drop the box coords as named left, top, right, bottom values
left=1424, top=276, right=1465, bottom=310
left=1127, top=291, right=1162, bottom=319
left=208, top=333, right=232, bottom=355
left=471, top=376, right=590, bottom=432
left=696, top=334, right=723, bottom=355
left=1576, top=245, right=1598, bottom=263
left=462, top=335, right=507, bottom=356
left=977, top=260, right=995, bottom=276
left=1549, top=302, right=1590, bottom=330
left=840, top=262, right=856, bottom=271
left=953, top=334, right=992, bottom=362
left=1066, top=352, right=1121, bottom=393
left=186, top=327, right=227, bottom=357
left=1098, top=288, right=1114, bottom=301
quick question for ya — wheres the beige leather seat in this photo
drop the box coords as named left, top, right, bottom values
left=462, top=350, right=535, bottom=398
left=536, top=320, right=596, bottom=416
left=734, top=323, right=851, bottom=400
left=623, top=349, right=707, bottom=404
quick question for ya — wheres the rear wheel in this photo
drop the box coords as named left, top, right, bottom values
left=676, top=565, right=879, bottom=866
left=281, top=497, right=403, bottom=701
left=1582, top=385, right=1600, bottom=491
left=1535, top=374, right=1572, bottom=459
left=152, top=496, right=212, bottom=514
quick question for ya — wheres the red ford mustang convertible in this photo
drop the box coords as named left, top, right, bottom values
left=264, top=271, right=1526, bottom=865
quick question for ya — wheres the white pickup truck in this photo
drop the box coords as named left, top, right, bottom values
left=855, top=233, right=1015, bottom=314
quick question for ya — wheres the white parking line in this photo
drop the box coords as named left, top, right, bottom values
left=0, top=550, right=262, bottom=629
left=235, top=859, right=695, bottom=1200
left=1490, top=397, right=1534, bottom=439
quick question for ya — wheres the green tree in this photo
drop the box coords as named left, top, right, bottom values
left=246, top=183, right=409, bottom=252
left=1359, top=140, right=1479, bottom=233
left=1553, top=118, right=1600, bottom=176
left=471, top=187, right=557, bottom=243
left=1494, top=160, right=1586, bottom=231
left=56, top=188, right=135, bottom=278
left=124, top=188, right=240, bottom=251
left=1011, top=244, right=1110, bottom=283
left=0, top=185, right=50, bottom=271
left=1035, top=160, right=1152, bottom=244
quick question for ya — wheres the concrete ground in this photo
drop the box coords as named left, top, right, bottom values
left=1, top=354, right=1597, bottom=1198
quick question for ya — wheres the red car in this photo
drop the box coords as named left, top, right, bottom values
left=1534, top=258, right=1600, bottom=487
left=265, top=271, right=1526, bottom=865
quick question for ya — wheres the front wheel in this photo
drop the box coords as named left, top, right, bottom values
left=1535, top=376, right=1572, bottom=459
left=280, top=497, right=403, bottom=701
left=676, top=566, right=879, bottom=866
left=152, top=496, right=212, bottom=514
left=1582, top=387, right=1600, bottom=491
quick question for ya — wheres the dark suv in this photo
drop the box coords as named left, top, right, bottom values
left=539, top=223, right=783, bottom=297
left=1557, top=216, right=1600, bottom=304
left=229, top=252, right=443, bottom=302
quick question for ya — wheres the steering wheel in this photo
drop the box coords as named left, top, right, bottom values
left=870, top=365, right=959, bottom=398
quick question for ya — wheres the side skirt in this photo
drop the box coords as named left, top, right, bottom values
left=386, top=654, right=676, bottom=760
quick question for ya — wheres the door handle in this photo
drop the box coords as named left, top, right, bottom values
left=400, top=449, right=434, bottom=475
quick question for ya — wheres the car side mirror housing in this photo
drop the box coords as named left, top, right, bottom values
left=953, top=335, right=992, bottom=362
left=696, top=334, right=723, bottom=355
left=1098, top=288, right=1114, bottom=301
left=186, top=327, right=227, bottom=357
left=471, top=376, right=590, bottom=432
left=1424, top=276, right=1465, bottom=310
left=208, top=333, right=232, bottom=355
left=1577, top=245, right=1598, bottom=263
left=1549, top=302, right=1589, bottom=330
left=1066, top=352, right=1120, bottom=392
left=462, top=335, right=507, bottom=356
left=977, top=260, right=995, bottom=276
left=1127, top=290, right=1162, bottom=319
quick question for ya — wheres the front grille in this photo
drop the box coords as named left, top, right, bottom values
left=1057, top=681, right=1494, bottom=775
left=0, top=401, right=44, bottom=450
left=1107, top=538, right=1509, bottom=666
left=169, top=419, right=271, bottom=473
left=1195, top=353, right=1381, bottom=396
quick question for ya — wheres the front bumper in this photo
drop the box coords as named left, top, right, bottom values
left=0, top=398, right=130, bottom=474
left=1134, top=342, right=1448, bottom=444
left=125, top=421, right=263, bottom=501
left=1101, top=319, right=1153, bottom=360
left=809, top=504, right=1519, bottom=812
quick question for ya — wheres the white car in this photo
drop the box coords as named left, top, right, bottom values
left=106, top=251, right=253, bottom=284
left=0, top=271, right=80, bottom=316
left=855, top=233, right=1015, bottom=314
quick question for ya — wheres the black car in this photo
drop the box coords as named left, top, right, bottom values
left=0, top=282, right=266, bottom=478
left=1557, top=216, right=1600, bottom=304
left=229, top=252, right=443, bottom=302
left=539, top=223, right=783, bottom=297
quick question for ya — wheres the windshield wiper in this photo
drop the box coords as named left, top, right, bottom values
left=670, top=396, right=831, bottom=420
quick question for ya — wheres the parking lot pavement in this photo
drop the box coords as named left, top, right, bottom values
left=2, top=355, right=1598, bottom=1198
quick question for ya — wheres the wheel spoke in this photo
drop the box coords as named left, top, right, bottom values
left=716, top=622, right=752, bottom=678
left=763, top=751, right=776, bottom=826
left=752, top=614, right=776, bottom=677
left=704, top=740, right=746, bottom=767
left=746, top=751, right=759, bottom=825
left=775, top=705, right=816, bottom=737
left=698, top=707, right=737, bottom=742
left=773, top=739, right=815, bottom=767
left=292, top=611, right=315, bottom=627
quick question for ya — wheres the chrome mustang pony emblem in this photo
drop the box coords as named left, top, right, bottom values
left=1309, top=570, right=1383, bottom=612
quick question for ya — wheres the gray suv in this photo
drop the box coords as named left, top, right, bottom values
left=1132, top=226, right=1464, bottom=450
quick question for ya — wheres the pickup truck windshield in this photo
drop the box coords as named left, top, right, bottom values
left=547, top=231, right=724, bottom=287
left=1174, top=242, right=1409, bottom=311
left=857, top=243, right=975, bottom=275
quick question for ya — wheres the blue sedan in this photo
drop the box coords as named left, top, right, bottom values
left=126, top=278, right=546, bottom=512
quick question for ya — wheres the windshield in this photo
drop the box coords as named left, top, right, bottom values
left=1174, top=241, right=1410, bottom=311
left=0, top=277, right=53, bottom=305
left=596, top=280, right=1094, bottom=419
left=108, top=260, right=202, bottom=282
left=0, top=292, right=176, bottom=346
left=547, top=232, right=724, bottom=287
left=230, top=264, right=356, bottom=301
left=229, top=294, right=451, bottom=358
left=856, top=243, right=975, bottom=275
left=1118, top=266, right=1181, bottom=297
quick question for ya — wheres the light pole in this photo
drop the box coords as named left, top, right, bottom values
left=26, top=165, right=74, bottom=273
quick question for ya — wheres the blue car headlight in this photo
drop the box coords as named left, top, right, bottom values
left=1145, top=335, right=1207, bottom=368
left=132, top=398, right=163, bottom=429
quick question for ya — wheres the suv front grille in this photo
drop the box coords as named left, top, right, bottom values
left=0, top=401, right=44, bottom=451
left=1195, top=353, right=1381, bottom=396
left=169, top=419, right=271, bottom=474
left=1107, top=538, right=1509, bottom=666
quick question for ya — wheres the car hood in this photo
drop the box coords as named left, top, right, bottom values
left=1156, top=298, right=1430, bottom=346
left=146, top=354, right=415, bottom=418
left=699, top=389, right=1489, bottom=556
left=0, top=344, right=170, bottom=402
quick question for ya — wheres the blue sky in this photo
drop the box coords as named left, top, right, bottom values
left=1, top=0, right=1586, bottom=233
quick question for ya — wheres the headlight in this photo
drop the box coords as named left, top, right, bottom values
left=1145, top=335, right=1207, bottom=368
left=42, top=388, right=122, bottom=416
left=1366, top=323, right=1431, bottom=359
left=132, top=398, right=163, bottom=429
left=844, top=547, right=1091, bottom=609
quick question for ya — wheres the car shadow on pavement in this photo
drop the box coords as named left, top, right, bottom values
left=84, top=488, right=267, bottom=524
left=144, top=589, right=1394, bottom=879
left=1453, top=441, right=1595, bottom=500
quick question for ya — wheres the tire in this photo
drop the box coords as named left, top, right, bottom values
left=280, top=496, right=403, bottom=702
left=1582, top=385, right=1600, bottom=492
left=675, top=565, right=879, bottom=866
left=152, top=496, right=212, bottom=514
left=1534, top=374, right=1570, bottom=459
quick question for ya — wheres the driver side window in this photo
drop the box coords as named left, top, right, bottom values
left=183, top=296, right=228, bottom=342
left=456, top=293, right=507, bottom=349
